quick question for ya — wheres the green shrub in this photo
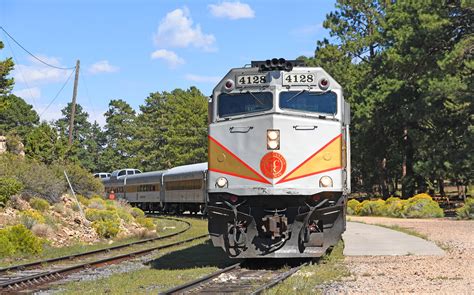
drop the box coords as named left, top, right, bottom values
left=77, top=195, right=91, bottom=207
left=71, top=202, right=81, bottom=212
left=85, top=208, right=119, bottom=222
left=20, top=209, right=46, bottom=229
left=117, top=208, right=133, bottom=222
left=131, top=207, right=145, bottom=218
left=53, top=203, right=65, bottom=215
left=92, top=220, right=120, bottom=239
left=0, top=225, right=43, bottom=257
left=29, top=197, right=50, bottom=212
left=355, top=199, right=385, bottom=216
left=347, top=199, right=360, bottom=215
left=383, top=197, right=407, bottom=217
left=88, top=197, right=106, bottom=210
left=58, top=164, right=104, bottom=197
left=456, top=198, right=474, bottom=220
left=0, top=234, right=15, bottom=257
left=0, top=176, right=23, bottom=206
left=136, top=217, right=155, bottom=230
left=403, top=195, right=444, bottom=218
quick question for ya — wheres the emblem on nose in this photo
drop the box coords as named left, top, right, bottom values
left=260, top=152, right=287, bottom=179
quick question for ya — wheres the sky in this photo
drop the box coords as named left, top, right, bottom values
left=0, top=0, right=336, bottom=126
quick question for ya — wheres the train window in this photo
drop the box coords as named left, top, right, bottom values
left=218, top=92, right=273, bottom=117
left=279, top=91, right=337, bottom=115
left=165, top=179, right=203, bottom=191
left=138, top=184, right=160, bottom=192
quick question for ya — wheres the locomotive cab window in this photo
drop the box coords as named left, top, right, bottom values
left=279, top=91, right=337, bottom=115
left=218, top=92, right=273, bottom=118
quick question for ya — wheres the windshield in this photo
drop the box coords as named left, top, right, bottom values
left=218, top=92, right=273, bottom=117
left=279, top=91, right=337, bottom=114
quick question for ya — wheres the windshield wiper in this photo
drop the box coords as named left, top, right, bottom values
left=245, top=91, right=264, bottom=105
left=286, top=90, right=308, bottom=103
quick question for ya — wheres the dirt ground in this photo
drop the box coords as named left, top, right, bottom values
left=324, top=216, right=474, bottom=294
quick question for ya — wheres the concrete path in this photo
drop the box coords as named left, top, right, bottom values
left=343, top=222, right=445, bottom=256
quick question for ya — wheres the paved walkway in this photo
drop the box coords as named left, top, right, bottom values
left=343, top=222, right=445, bottom=256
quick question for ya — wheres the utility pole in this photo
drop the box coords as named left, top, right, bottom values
left=68, top=60, right=80, bottom=146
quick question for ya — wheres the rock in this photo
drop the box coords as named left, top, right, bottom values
left=74, top=217, right=82, bottom=225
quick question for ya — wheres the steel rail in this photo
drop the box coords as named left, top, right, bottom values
left=0, top=216, right=190, bottom=274
left=250, top=262, right=309, bottom=295
left=0, top=233, right=209, bottom=292
left=161, top=261, right=308, bottom=295
left=160, top=262, right=241, bottom=295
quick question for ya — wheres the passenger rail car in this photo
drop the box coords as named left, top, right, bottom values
left=102, top=163, right=207, bottom=213
left=207, top=59, right=351, bottom=258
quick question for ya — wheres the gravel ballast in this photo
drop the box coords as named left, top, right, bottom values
left=325, top=216, right=474, bottom=294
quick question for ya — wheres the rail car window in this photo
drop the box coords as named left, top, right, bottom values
left=165, top=179, right=202, bottom=191
left=279, top=91, right=337, bottom=114
left=218, top=92, right=273, bottom=117
left=138, top=184, right=158, bottom=192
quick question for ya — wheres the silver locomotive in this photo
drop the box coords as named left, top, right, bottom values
left=207, top=59, right=351, bottom=258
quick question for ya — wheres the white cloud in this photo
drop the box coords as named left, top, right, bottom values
left=185, top=74, right=220, bottom=83
left=89, top=60, right=119, bottom=74
left=151, top=49, right=185, bottom=68
left=13, top=87, right=41, bottom=100
left=208, top=1, right=255, bottom=20
left=13, top=54, right=71, bottom=84
left=153, top=7, right=216, bottom=51
left=14, top=65, right=70, bottom=84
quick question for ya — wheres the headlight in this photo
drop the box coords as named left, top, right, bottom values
left=267, top=129, right=280, bottom=150
left=216, top=177, right=228, bottom=188
left=319, top=176, right=333, bottom=187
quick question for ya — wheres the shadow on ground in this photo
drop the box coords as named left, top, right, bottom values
left=148, top=239, right=320, bottom=271
left=147, top=240, right=234, bottom=270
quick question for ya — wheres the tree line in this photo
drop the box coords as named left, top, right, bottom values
left=0, top=1, right=472, bottom=199
left=303, top=1, right=472, bottom=198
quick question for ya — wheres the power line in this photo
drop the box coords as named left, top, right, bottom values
left=0, top=26, right=75, bottom=70
left=3, top=31, right=38, bottom=109
left=39, top=68, right=75, bottom=118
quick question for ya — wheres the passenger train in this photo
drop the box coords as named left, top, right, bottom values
left=102, top=163, right=207, bottom=214
left=102, top=58, right=350, bottom=259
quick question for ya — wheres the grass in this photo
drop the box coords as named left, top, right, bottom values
left=371, top=223, right=429, bottom=241
left=264, top=241, right=350, bottom=295
left=0, top=217, right=189, bottom=268
left=55, top=217, right=234, bottom=294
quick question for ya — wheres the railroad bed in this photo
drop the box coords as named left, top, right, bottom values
left=162, top=260, right=310, bottom=295
left=0, top=217, right=207, bottom=293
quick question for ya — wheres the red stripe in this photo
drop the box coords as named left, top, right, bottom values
left=209, top=168, right=271, bottom=184
left=277, top=166, right=342, bottom=184
left=277, top=134, right=342, bottom=184
left=209, top=136, right=270, bottom=184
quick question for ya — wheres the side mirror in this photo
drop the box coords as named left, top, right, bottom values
left=344, top=101, right=351, bottom=125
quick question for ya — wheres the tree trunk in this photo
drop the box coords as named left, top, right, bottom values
left=402, top=127, right=415, bottom=198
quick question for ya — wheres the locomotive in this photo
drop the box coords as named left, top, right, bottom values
left=207, top=59, right=351, bottom=258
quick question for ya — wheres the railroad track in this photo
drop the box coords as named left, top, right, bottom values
left=161, top=260, right=309, bottom=294
left=0, top=217, right=207, bottom=293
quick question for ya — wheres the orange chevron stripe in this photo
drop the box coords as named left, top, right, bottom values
left=209, top=136, right=270, bottom=184
left=277, top=134, right=342, bottom=184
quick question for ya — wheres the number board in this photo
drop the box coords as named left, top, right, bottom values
left=282, top=73, right=316, bottom=86
left=236, top=74, right=268, bottom=86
